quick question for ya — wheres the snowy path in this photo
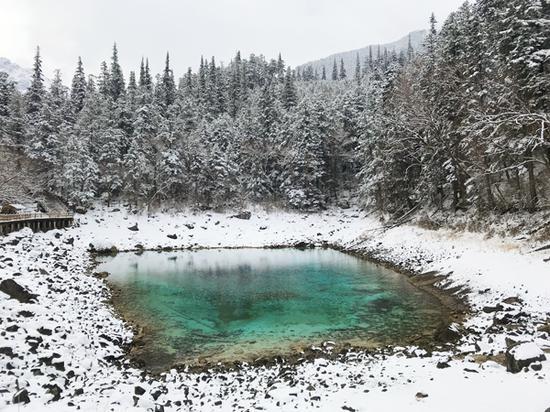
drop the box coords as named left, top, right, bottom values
left=1, top=206, right=549, bottom=411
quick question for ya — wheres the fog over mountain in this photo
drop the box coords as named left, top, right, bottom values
left=298, top=30, right=426, bottom=77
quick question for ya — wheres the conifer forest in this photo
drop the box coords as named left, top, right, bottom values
left=0, top=0, right=549, bottom=215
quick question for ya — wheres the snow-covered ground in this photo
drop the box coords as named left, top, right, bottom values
left=1, top=206, right=549, bottom=411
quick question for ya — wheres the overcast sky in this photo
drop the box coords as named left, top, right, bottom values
left=1, top=0, right=465, bottom=83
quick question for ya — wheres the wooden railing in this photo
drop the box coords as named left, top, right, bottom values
left=0, top=212, right=74, bottom=223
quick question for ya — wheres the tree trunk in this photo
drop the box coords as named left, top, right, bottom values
left=526, top=149, right=538, bottom=212
left=484, top=174, right=495, bottom=210
left=452, top=181, right=459, bottom=210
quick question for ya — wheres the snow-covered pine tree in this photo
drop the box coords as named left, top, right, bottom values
left=97, top=61, right=111, bottom=97
left=339, top=59, right=347, bottom=80
left=282, top=67, right=297, bottom=110
left=158, top=53, right=176, bottom=109
left=0, top=72, right=16, bottom=144
left=109, top=43, right=125, bottom=101
left=354, top=54, right=361, bottom=83
left=61, top=133, right=98, bottom=206
left=332, top=59, right=338, bottom=81
left=70, top=57, right=87, bottom=113
left=26, top=47, right=45, bottom=115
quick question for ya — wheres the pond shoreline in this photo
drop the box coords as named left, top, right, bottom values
left=94, top=244, right=465, bottom=374
left=2, top=206, right=549, bottom=411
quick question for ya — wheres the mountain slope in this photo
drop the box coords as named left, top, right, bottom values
left=298, top=30, right=426, bottom=77
left=0, top=57, right=51, bottom=92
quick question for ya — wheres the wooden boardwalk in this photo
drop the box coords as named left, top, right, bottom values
left=0, top=212, right=74, bottom=235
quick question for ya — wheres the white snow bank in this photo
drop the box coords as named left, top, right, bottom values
left=510, top=342, right=546, bottom=361
left=1, top=205, right=550, bottom=412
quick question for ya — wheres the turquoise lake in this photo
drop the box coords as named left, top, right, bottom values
left=97, top=248, right=448, bottom=370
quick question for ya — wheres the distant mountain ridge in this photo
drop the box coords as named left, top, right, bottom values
left=0, top=57, right=51, bottom=92
left=298, top=30, right=426, bottom=77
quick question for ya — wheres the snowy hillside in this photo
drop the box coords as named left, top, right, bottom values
left=298, top=30, right=426, bottom=76
left=0, top=57, right=50, bottom=92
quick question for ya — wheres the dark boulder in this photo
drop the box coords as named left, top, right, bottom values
left=337, top=199, right=350, bottom=209
left=25, top=335, right=43, bottom=353
left=0, top=279, right=37, bottom=303
left=482, top=304, right=504, bottom=313
left=43, top=384, right=62, bottom=402
left=294, top=241, right=314, bottom=250
left=0, top=347, right=16, bottom=358
left=12, top=389, right=30, bottom=404
left=502, top=296, right=522, bottom=306
left=531, top=363, right=543, bottom=371
left=506, top=342, right=546, bottom=373
left=135, top=386, right=146, bottom=396
left=74, top=206, right=87, bottom=214
left=128, top=223, right=139, bottom=231
left=37, top=327, right=52, bottom=336
left=167, top=234, right=177, bottom=240
left=231, top=211, right=251, bottom=220
left=433, top=323, right=462, bottom=343
left=93, top=272, right=109, bottom=280
left=6, top=324, right=18, bottom=332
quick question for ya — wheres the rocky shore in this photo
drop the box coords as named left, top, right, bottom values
left=1, top=207, right=549, bottom=411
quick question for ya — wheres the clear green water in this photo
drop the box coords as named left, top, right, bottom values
left=97, top=249, right=447, bottom=370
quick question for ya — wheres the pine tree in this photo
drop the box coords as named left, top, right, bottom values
left=206, top=56, right=221, bottom=115
left=98, top=61, right=110, bottom=97
left=144, top=59, right=152, bottom=90
left=425, top=13, right=438, bottom=73
left=407, top=34, right=414, bottom=61
left=332, top=59, right=338, bottom=81
left=61, top=132, right=98, bottom=206
left=159, top=52, right=176, bottom=108
left=26, top=46, right=45, bottom=114
left=5, top=92, right=25, bottom=145
left=369, top=46, right=374, bottom=70
left=139, top=58, right=147, bottom=89
left=70, top=56, right=87, bottom=113
left=321, top=66, right=326, bottom=80
left=27, top=70, right=69, bottom=168
left=109, top=43, right=125, bottom=100
left=86, top=74, right=96, bottom=94
left=198, top=56, right=207, bottom=101
left=0, top=72, right=15, bottom=143
left=354, top=54, right=361, bottom=83
left=281, top=97, right=330, bottom=210
left=183, top=67, right=193, bottom=95
left=127, top=70, right=138, bottom=109
left=339, top=59, right=347, bottom=80
left=276, top=53, right=285, bottom=79
left=0, top=72, right=13, bottom=118
left=282, top=67, right=297, bottom=109
left=258, top=82, right=278, bottom=138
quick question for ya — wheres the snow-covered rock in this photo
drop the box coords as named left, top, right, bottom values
left=506, top=342, right=547, bottom=373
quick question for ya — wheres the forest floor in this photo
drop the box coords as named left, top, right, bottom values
left=1, top=205, right=550, bottom=411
